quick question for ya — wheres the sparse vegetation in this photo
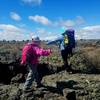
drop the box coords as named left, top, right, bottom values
left=0, top=40, right=100, bottom=100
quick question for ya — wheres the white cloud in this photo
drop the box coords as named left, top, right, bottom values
left=57, top=16, right=85, bottom=29
left=22, top=0, right=42, bottom=5
left=29, top=28, right=59, bottom=40
left=44, top=35, right=58, bottom=41
left=10, top=12, right=21, bottom=21
left=0, top=24, right=22, bottom=32
left=29, top=15, right=51, bottom=25
left=83, top=25, right=100, bottom=32
left=76, top=25, right=100, bottom=39
left=28, top=15, right=85, bottom=28
left=76, top=16, right=85, bottom=25
left=30, top=25, right=100, bottom=41
left=59, top=19, right=75, bottom=29
left=0, top=24, right=30, bottom=40
left=35, top=28, right=52, bottom=40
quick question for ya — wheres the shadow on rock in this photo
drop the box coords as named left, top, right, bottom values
left=56, top=80, right=78, bottom=94
left=37, top=80, right=78, bottom=95
left=41, top=85, right=60, bottom=94
left=0, top=62, right=13, bottom=84
left=37, top=63, right=55, bottom=83
left=0, top=61, right=27, bottom=84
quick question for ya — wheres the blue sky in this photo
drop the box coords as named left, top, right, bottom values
left=0, top=0, right=100, bottom=40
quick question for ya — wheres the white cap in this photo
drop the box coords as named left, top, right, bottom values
left=32, top=36, right=40, bottom=41
left=32, top=35, right=35, bottom=39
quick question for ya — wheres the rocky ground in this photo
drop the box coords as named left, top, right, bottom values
left=0, top=41, right=100, bottom=100
left=0, top=63, right=100, bottom=100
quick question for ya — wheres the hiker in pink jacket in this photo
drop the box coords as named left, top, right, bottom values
left=21, top=36, right=52, bottom=91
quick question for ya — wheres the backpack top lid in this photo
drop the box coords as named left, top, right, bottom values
left=62, top=29, right=75, bottom=35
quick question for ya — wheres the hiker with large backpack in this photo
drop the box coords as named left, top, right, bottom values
left=61, top=29, right=75, bottom=71
left=47, top=29, right=75, bottom=72
left=21, top=36, right=52, bottom=92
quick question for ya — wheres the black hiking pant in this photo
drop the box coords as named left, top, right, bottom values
left=61, top=47, right=72, bottom=71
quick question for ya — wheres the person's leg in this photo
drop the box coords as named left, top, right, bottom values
left=68, top=47, right=73, bottom=57
left=23, top=63, right=34, bottom=91
left=61, top=49, right=72, bottom=72
left=61, top=50, right=68, bottom=69
left=67, top=47, right=73, bottom=71
left=32, top=64, right=42, bottom=87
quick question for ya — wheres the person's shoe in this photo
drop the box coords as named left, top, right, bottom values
left=36, top=83, right=44, bottom=88
left=23, top=87, right=34, bottom=93
left=66, top=67, right=73, bottom=72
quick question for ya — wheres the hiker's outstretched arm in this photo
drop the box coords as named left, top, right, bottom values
left=46, top=37, right=63, bottom=45
left=36, top=48, right=52, bottom=56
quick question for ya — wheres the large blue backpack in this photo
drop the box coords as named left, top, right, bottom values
left=63, top=29, right=75, bottom=49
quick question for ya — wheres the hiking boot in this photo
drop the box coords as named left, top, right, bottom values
left=23, top=87, right=34, bottom=93
left=66, top=67, right=73, bottom=73
left=36, top=83, right=44, bottom=88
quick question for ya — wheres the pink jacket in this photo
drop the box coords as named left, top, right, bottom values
left=21, top=42, right=51, bottom=64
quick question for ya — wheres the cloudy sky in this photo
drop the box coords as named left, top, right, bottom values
left=0, top=0, right=100, bottom=40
